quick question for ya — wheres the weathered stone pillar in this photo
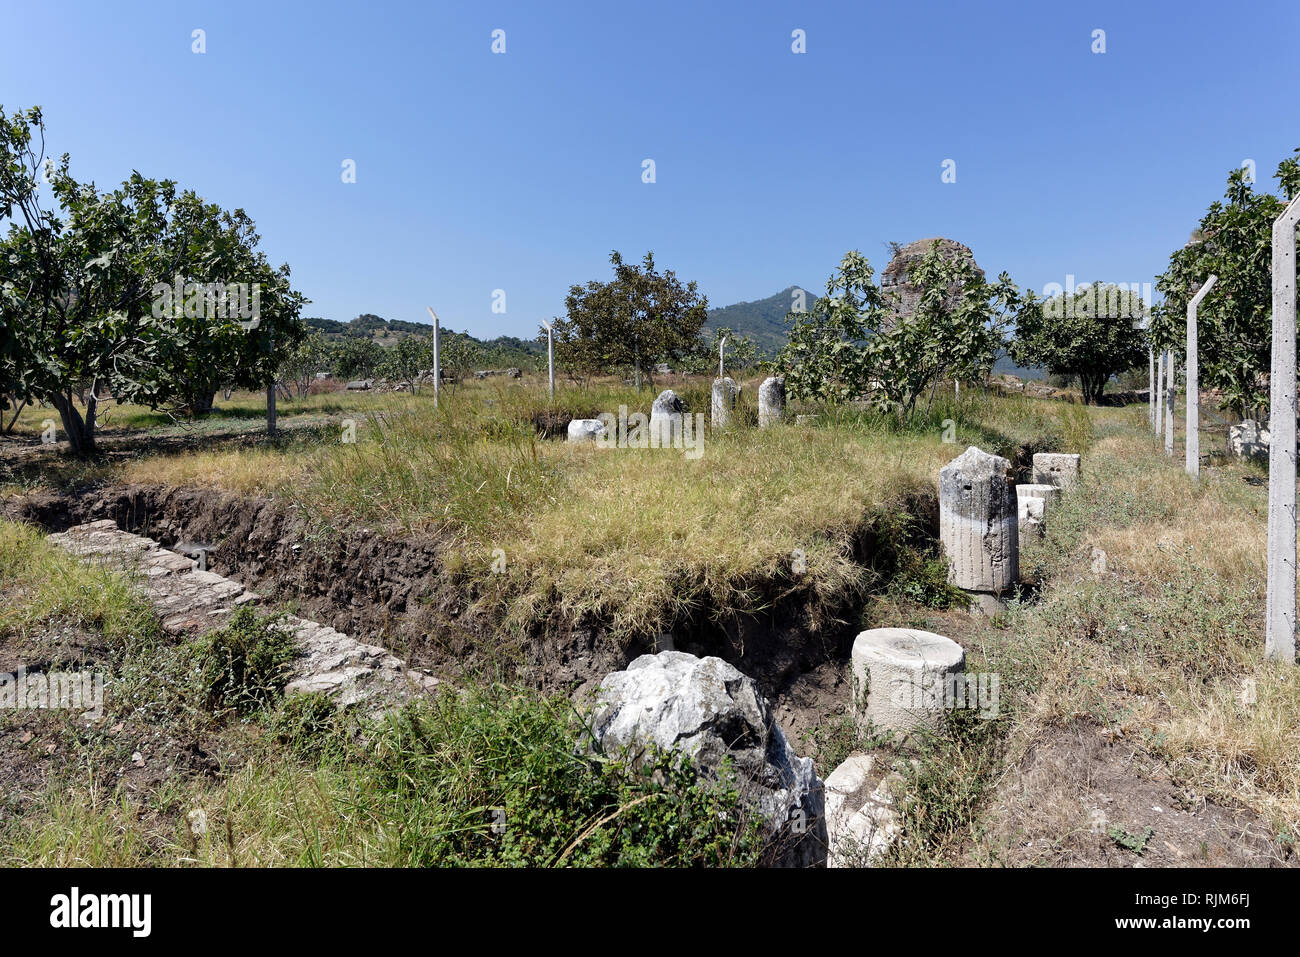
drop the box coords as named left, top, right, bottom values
left=711, top=376, right=738, bottom=428
left=1230, top=419, right=1267, bottom=460
left=939, top=446, right=1018, bottom=609
left=850, top=628, right=965, bottom=735
left=758, top=376, right=786, bottom=427
left=1016, top=483, right=1061, bottom=539
left=1031, top=452, right=1081, bottom=488
left=649, top=390, right=684, bottom=447
left=824, top=753, right=902, bottom=867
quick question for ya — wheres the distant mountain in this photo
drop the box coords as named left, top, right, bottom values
left=705, top=285, right=817, bottom=355
left=303, top=314, right=545, bottom=369
left=992, top=353, right=1044, bottom=381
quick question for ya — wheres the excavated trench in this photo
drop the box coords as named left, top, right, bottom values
left=4, top=478, right=957, bottom=713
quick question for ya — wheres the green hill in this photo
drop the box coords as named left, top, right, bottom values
left=303, top=315, right=545, bottom=369
left=706, top=288, right=1044, bottom=379
left=705, top=285, right=817, bottom=355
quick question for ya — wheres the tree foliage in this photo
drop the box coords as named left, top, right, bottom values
left=551, top=251, right=708, bottom=387
left=1009, top=283, right=1149, bottom=403
left=379, top=334, right=434, bottom=394
left=333, top=336, right=384, bottom=380
left=0, top=106, right=305, bottom=452
left=438, top=331, right=483, bottom=393
left=1152, top=151, right=1300, bottom=418
left=776, top=245, right=1019, bottom=418
left=280, top=330, right=330, bottom=399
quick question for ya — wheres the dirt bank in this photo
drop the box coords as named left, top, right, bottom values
left=5, top=483, right=935, bottom=710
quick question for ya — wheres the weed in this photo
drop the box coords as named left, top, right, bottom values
left=198, top=607, right=297, bottom=715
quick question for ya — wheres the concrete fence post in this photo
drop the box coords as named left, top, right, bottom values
left=542, top=321, right=555, bottom=400
left=1149, top=346, right=1156, bottom=431
left=1185, top=275, right=1217, bottom=478
left=426, top=306, right=441, bottom=408
left=1266, top=193, right=1300, bottom=664
left=1156, top=350, right=1166, bottom=437
left=267, top=331, right=277, bottom=437
left=1164, top=350, right=1176, bottom=457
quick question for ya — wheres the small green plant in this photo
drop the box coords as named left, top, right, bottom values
left=889, top=706, right=1007, bottom=865
left=807, top=712, right=897, bottom=776
left=889, top=552, right=971, bottom=610
left=198, top=606, right=297, bottom=715
left=269, top=692, right=347, bottom=755
left=874, top=508, right=970, bottom=611
left=1107, top=824, right=1154, bottom=856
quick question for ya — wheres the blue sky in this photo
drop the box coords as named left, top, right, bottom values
left=3, top=0, right=1297, bottom=339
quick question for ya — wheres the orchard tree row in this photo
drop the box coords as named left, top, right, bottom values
left=0, top=106, right=307, bottom=453
left=1151, top=151, right=1300, bottom=419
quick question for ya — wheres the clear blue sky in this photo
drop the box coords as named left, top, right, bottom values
left=3, top=0, right=1297, bottom=339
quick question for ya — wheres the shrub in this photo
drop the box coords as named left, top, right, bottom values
left=364, top=686, right=766, bottom=867
left=198, top=606, right=297, bottom=714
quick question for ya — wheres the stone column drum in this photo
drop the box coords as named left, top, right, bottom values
left=711, top=376, right=738, bottom=428
left=939, top=446, right=1019, bottom=598
left=850, top=628, right=966, bottom=735
left=758, top=376, right=786, bottom=427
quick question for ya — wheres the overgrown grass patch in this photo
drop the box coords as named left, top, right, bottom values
left=0, top=519, right=160, bottom=645
left=1, top=681, right=768, bottom=867
left=984, top=423, right=1300, bottom=846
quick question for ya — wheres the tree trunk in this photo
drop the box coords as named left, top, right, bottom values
left=3, top=398, right=27, bottom=434
left=49, top=390, right=97, bottom=455
left=189, top=390, right=216, bottom=416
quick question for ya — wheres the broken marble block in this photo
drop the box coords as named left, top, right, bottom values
left=1031, top=452, right=1081, bottom=489
left=566, top=418, right=606, bottom=443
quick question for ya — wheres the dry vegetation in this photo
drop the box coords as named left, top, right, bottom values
left=2, top=379, right=1296, bottom=867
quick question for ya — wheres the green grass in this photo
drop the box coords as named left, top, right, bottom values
left=1, top=685, right=768, bottom=868
left=3, top=378, right=1076, bottom=643
left=0, top=520, right=160, bottom=645
left=0, top=519, right=766, bottom=867
left=7, top=391, right=1295, bottom=868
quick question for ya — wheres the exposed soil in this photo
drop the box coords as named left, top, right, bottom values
left=0, top=619, right=228, bottom=823
left=976, top=721, right=1293, bottom=867
left=4, top=482, right=920, bottom=704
